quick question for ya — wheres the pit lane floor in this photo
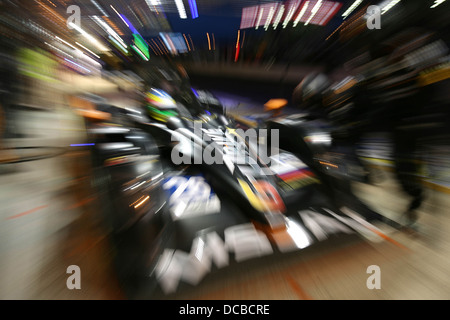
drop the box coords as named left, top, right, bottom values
left=1, top=91, right=450, bottom=300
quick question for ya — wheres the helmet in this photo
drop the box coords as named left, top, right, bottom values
left=145, top=88, right=179, bottom=122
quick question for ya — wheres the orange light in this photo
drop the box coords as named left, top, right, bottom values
left=206, top=32, right=211, bottom=50
left=134, top=195, right=150, bottom=209
left=264, top=99, right=288, bottom=111
left=319, top=161, right=339, bottom=168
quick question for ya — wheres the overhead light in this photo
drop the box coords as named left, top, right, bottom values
left=342, top=0, right=363, bottom=19
left=255, top=8, right=264, bottom=30
left=264, top=6, right=276, bottom=30
left=189, top=0, right=199, bottom=19
left=283, top=0, right=301, bottom=28
left=305, top=0, right=323, bottom=25
left=381, top=0, right=400, bottom=14
left=273, top=5, right=285, bottom=29
left=174, top=0, right=187, bottom=19
left=430, top=0, right=446, bottom=8
left=293, top=1, right=309, bottom=27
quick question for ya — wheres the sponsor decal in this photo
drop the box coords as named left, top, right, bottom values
left=163, top=175, right=221, bottom=220
left=270, top=152, right=320, bottom=190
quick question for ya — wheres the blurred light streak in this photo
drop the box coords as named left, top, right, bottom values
left=68, top=22, right=109, bottom=51
left=92, top=16, right=127, bottom=49
left=75, top=42, right=101, bottom=59
left=305, top=0, right=323, bottom=25
left=174, top=0, right=187, bottom=19
left=255, top=8, right=264, bottom=30
left=134, top=195, right=150, bottom=209
left=151, top=39, right=165, bottom=55
left=110, top=5, right=129, bottom=27
left=120, top=14, right=139, bottom=34
left=283, top=0, right=301, bottom=28
left=132, top=45, right=149, bottom=61
left=381, top=0, right=401, bottom=14
left=64, top=58, right=91, bottom=73
left=91, top=0, right=108, bottom=17
left=342, top=0, right=363, bottom=19
left=109, top=35, right=129, bottom=54
left=70, top=143, right=96, bottom=147
left=234, top=30, right=240, bottom=62
left=430, top=0, right=446, bottom=8
left=273, top=4, right=285, bottom=30
left=189, top=0, right=199, bottom=19
left=45, top=0, right=56, bottom=7
left=188, top=34, right=195, bottom=51
left=206, top=32, right=211, bottom=50
left=45, top=42, right=74, bottom=59
left=159, top=33, right=178, bottom=55
left=183, top=34, right=191, bottom=51
left=36, top=0, right=66, bottom=24
left=5, top=205, right=48, bottom=220
left=102, top=16, right=123, bottom=36
left=293, top=1, right=309, bottom=27
left=55, top=36, right=78, bottom=51
left=264, top=6, right=276, bottom=30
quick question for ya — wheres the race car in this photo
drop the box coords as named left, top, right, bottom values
left=86, top=82, right=398, bottom=299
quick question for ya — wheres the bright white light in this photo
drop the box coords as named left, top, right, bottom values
left=92, top=16, right=127, bottom=49
left=430, top=0, right=446, bottom=8
left=64, top=58, right=91, bottom=73
left=342, top=0, right=363, bottom=18
left=55, top=36, right=78, bottom=51
left=69, top=22, right=109, bottom=51
left=381, top=0, right=400, bottom=14
left=174, top=0, right=187, bottom=19
left=286, top=218, right=311, bottom=249
left=255, top=8, right=264, bottom=30
left=305, top=0, right=323, bottom=25
left=264, top=6, right=275, bottom=31
left=273, top=5, right=285, bottom=29
left=145, top=0, right=161, bottom=12
left=109, top=35, right=128, bottom=53
left=110, top=5, right=129, bottom=27
left=75, top=42, right=100, bottom=59
left=90, top=0, right=108, bottom=17
left=45, top=42, right=74, bottom=59
left=282, top=0, right=300, bottom=29
left=293, top=1, right=309, bottom=27
left=132, top=44, right=149, bottom=61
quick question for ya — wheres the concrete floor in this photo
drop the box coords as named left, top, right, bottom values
left=1, top=84, right=449, bottom=300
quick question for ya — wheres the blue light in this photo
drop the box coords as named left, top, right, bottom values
left=70, top=143, right=95, bottom=147
left=189, top=0, right=199, bottom=19
left=120, top=14, right=138, bottom=34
